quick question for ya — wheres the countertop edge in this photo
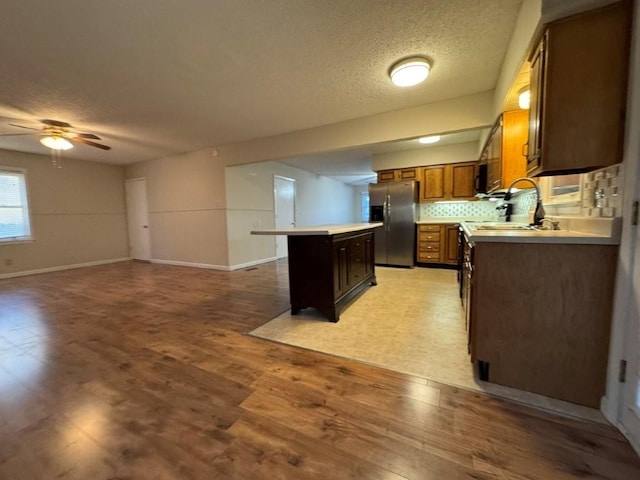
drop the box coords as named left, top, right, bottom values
left=460, top=221, right=621, bottom=246
left=251, top=223, right=383, bottom=236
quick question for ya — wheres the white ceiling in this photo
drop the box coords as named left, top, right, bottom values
left=280, top=129, right=485, bottom=185
left=0, top=0, right=523, bottom=165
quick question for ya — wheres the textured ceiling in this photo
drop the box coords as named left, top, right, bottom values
left=0, top=0, right=522, bottom=165
left=280, top=129, right=484, bottom=185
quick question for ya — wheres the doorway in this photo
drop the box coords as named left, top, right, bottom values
left=125, top=178, right=151, bottom=261
left=273, top=176, right=296, bottom=258
left=620, top=228, right=640, bottom=452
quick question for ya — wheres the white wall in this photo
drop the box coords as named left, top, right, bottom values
left=216, top=91, right=494, bottom=167
left=493, top=0, right=542, bottom=115
left=226, top=161, right=358, bottom=268
left=371, top=141, right=479, bottom=171
left=0, top=149, right=129, bottom=277
left=125, top=149, right=229, bottom=269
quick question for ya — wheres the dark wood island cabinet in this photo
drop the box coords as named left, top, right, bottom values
left=252, top=224, right=381, bottom=322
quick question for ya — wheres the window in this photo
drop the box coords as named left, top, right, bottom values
left=541, top=173, right=583, bottom=205
left=0, top=168, right=32, bottom=242
left=361, top=192, right=370, bottom=222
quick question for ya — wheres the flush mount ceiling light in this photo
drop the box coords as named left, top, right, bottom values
left=418, top=135, right=441, bottom=144
left=40, top=135, right=74, bottom=150
left=518, top=87, right=531, bottom=109
left=389, top=56, right=431, bottom=87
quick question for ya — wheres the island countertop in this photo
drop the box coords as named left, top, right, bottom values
left=251, top=223, right=383, bottom=236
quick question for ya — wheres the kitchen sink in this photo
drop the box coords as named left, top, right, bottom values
left=472, top=225, right=535, bottom=231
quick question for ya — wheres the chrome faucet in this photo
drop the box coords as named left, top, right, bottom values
left=503, top=177, right=545, bottom=226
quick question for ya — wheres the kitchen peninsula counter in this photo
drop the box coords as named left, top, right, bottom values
left=460, top=217, right=621, bottom=245
left=251, top=223, right=382, bottom=322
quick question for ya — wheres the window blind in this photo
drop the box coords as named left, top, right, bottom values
left=0, top=169, right=32, bottom=241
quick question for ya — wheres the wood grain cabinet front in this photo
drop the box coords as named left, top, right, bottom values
left=527, top=1, right=631, bottom=176
left=288, top=230, right=377, bottom=323
left=469, top=241, right=618, bottom=407
left=479, top=110, right=529, bottom=193
left=420, top=162, right=476, bottom=202
left=377, top=167, right=419, bottom=183
left=416, top=224, right=459, bottom=266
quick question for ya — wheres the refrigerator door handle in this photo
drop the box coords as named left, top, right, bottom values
left=386, top=194, right=391, bottom=231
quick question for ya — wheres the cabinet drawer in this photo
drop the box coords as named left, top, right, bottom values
left=418, top=224, right=441, bottom=232
left=418, top=251, right=442, bottom=262
left=418, top=242, right=440, bottom=252
left=419, top=232, right=441, bottom=242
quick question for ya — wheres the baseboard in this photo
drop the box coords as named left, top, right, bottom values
left=228, top=257, right=278, bottom=271
left=0, top=257, right=131, bottom=280
left=150, top=258, right=231, bottom=271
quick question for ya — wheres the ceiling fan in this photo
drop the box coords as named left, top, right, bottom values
left=0, top=119, right=111, bottom=151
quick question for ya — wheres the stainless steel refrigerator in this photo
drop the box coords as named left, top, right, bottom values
left=368, top=180, right=417, bottom=267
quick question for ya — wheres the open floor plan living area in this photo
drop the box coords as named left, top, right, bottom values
left=2, top=0, right=640, bottom=478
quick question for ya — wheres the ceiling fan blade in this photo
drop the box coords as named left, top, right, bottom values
left=72, top=137, right=111, bottom=150
left=69, top=132, right=101, bottom=140
left=41, top=119, right=72, bottom=128
left=0, top=132, right=38, bottom=136
left=8, top=123, right=42, bottom=131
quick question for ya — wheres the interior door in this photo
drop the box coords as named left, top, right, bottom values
left=621, top=226, right=640, bottom=451
left=274, top=176, right=296, bottom=258
left=125, top=178, right=151, bottom=261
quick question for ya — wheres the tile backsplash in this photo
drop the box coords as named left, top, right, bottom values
left=419, top=201, right=497, bottom=218
left=418, top=163, right=624, bottom=221
left=582, top=164, right=623, bottom=217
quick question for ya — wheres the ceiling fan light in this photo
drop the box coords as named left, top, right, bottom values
left=389, top=57, right=431, bottom=87
left=518, top=88, right=531, bottom=109
left=40, top=136, right=73, bottom=150
left=418, top=135, right=441, bottom=144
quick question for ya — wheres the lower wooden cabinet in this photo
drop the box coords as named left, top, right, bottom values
left=288, top=230, right=376, bottom=322
left=469, top=241, right=618, bottom=407
left=416, top=224, right=459, bottom=265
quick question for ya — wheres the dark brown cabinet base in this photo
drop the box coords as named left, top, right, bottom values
left=287, top=229, right=377, bottom=322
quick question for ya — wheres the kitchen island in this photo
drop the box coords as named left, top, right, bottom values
left=252, top=223, right=382, bottom=322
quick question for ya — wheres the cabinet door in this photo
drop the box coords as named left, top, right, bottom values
left=530, top=2, right=631, bottom=176
left=444, top=225, right=460, bottom=265
left=527, top=37, right=544, bottom=175
left=363, top=233, right=373, bottom=277
left=400, top=168, right=418, bottom=180
left=502, top=110, right=529, bottom=188
left=348, top=235, right=366, bottom=286
left=450, top=162, right=477, bottom=199
left=377, top=170, right=398, bottom=183
left=421, top=166, right=445, bottom=200
left=333, top=240, right=349, bottom=299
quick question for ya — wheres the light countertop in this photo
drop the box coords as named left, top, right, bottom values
left=417, top=217, right=496, bottom=225
left=251, top=223, right=383, bottom=236
left=461, top=217, right=621, bottom=245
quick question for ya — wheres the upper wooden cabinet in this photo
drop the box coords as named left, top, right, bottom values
left=377, top=167, right=419, bottom=183
left=421, top=165, right=445, bottom=200
left=420, top=162, right=476, bottom=202
left=527, top=0, right=631, bottom=176
left=480, top=110, right=528, bottom=192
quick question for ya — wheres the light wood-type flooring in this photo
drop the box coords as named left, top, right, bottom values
left=1, top=260, right=639, bottom=479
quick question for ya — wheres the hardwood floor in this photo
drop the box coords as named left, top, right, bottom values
left=0, top=260, right=639, bottom=479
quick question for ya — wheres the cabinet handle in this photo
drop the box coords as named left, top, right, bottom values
left=522, top=142, right=528, bottom=158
